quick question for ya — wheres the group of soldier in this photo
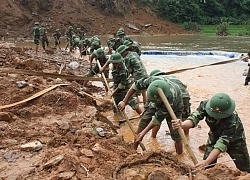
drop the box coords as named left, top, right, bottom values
left=32, top=22, right=250, bottom=172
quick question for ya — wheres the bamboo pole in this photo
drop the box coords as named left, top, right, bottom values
left=157, top=88, right=198, bottom=165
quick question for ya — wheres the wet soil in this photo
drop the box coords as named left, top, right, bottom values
left=0, top=42, right=249, bottom=179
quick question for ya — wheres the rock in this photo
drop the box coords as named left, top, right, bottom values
left=17, top=80, right=27, bottom=88
left=43, top=154, right=64, bottom=169
left=68, top=61, right=79, bottom=69
left=96, top=127, right=105, bottom=137
left=80, top=148, right=94, bottom=157
left=148, top=169, right=170, bottom=180
left=58, top=171, right=75, bottom=179
left=20, top=140, right=43, bottom=151
left=0, top=112, right=13, bottom=122
left=57, top=120, right=70, bottom=130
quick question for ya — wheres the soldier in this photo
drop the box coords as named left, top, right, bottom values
left=107, top=36, right=116, bottom=54
left=32, top=22, right=40, bottom=55
left=244, top=51, right=250, bottom=85
left=65, top=26, right=75, bottom=52
left=117, top=45, right=148, bottom=104
left=172, top=92, right=250, bottom=172
left=149, top=69, right=191, bottom=136
left=83, top=48, right=109, bottom=92
left=89, top=35, right=101, bottom=54
left=123, top=40, right=142, bottom=56
left=76, top=27, right=85, bottom=40
left=81, top=38, right=91, bottom=56
left=108, top=53, right=142, bottom=115
left=52, top=29, right=61, bottom=50
left=114, top=30, right=131, bottom=50
left=118, top=77, right=184, bottom=154
left=39, top=23, right=49, bottom=50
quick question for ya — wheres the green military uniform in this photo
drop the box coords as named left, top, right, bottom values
left=131, top=76, right=184, bottom=142
left=107, top=36, right=116, bottom=54
left=86, top=48, right=109, bottom=78
left=52, top=29, right=61, bottom=47
left=39, top=23, right=49, bottom=50
left=114, top=30, right=131, bottom=50
left=65, top=26, right=75, bottom=48
left=109, top=53, right=139, bottom=112
left=117, top=45, right=148, bottom=96
left=33, top=22, right=40, bottom=46
left=90, top=36, right=101, bottom=53
left=187, top=93, right=250, bottom=172
left=150, top=70, right=191, bottom=121
left=124, top=40, right=142, bottom=56
left=76, top=28, right=85, bottom=40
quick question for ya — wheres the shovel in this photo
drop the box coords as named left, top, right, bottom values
left=96, top=60, right=146, bottom=151
left=157, top=88, right=198, bottom=165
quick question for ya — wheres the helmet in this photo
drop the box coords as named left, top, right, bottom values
left=76, top=28, right=81, bottom=31
left=41, top=23, right=45, bottom=27
left=117, top=45, right=128, bottom=54
left=72, top=34, right=76, bottom=40
left=123, top=40, right=133, bottom=46
left=95, top=48, right=105, bottom=58
left=150, top=69, right=164, bottom=76
left=205, top=92, right=235, bottom=119
left=147, top=80, right=170, bottom=102
left=56, top=29, right=59, bottom=31
left=108, top=53, right=123, bottom=63
left=109, top=36, right=115, bottom=41
left=35, top=22, right=39, bottom=25
left=84, top=38, right=90, bottom=43
left=68, top=26, right=73, bottom=30
left=116, top=30, right=125, bottom=36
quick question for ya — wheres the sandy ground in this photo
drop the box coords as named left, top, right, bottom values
left=0, top=41, right=249, bottom=179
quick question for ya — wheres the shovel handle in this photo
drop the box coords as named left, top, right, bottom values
left=157, top=88, right=198, bottom=165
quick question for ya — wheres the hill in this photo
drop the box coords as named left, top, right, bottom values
left=0, top=0, right=190, bottom=40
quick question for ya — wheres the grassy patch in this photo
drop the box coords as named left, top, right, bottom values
left=199, top=25, right=249, bottom=36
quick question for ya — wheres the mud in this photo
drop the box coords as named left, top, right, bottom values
left=0, top=42, right=249, bottom=179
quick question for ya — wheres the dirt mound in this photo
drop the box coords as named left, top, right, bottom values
left=0, top=0, right=190, bottom=40
left=0, top=42, right=249, bottom=179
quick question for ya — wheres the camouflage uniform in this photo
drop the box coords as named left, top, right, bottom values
left=188, top=100, right=250, bottom=172
left=90, top=36, right=101, bottom=53
left=76, top=28, right=85, bottom=40
left=132, top=76, right=184, bottom=142
left=86, top=53, right=109, bottom=78
left=123, top=51, right=148, bottom=80
left=33, top=23, right=40, bottom=46
left=111, top=62, right=139, bottom=112
left=65, top=29, right=75, bottom=48
left=39, top=24, right=49, bottom=50
left=52, top=30, right=61, bottom=47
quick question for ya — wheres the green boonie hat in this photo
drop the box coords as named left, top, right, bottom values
left=95, top=48, right=105, bottom=58
left=117, top=45, right=128, bottom=54
left=35, top=22, right=39, bottom=25
left=205, top=92, right=235, bottom=119
left=123, top=40, right=133, bottom=46
left=116, top=30, right=125, bottom=36
left=108, top=53, right=123, bottom=63
left=68, top=26, right=73, bottom=30
left=150, top=69, right=164, bottom=76
left=41, top=23, right=45, bottom=27
left=147, top=80, right=170, bottom=102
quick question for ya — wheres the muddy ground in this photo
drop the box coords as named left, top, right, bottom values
left=0, top=42, right=250, bottom=179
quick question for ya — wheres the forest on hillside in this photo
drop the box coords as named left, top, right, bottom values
left=140, top=0, right=250, bottom=25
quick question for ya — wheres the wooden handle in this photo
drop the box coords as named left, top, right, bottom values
left=121, top=111, right=146, bottom=151
left=157, top=88, right=198, bottom=165
left=96, top=60, right=146, bottom=151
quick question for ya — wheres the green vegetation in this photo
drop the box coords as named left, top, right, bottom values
left=199, top=25, right=250, bottom=36
left=154, top=0, right=250, bottom=36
